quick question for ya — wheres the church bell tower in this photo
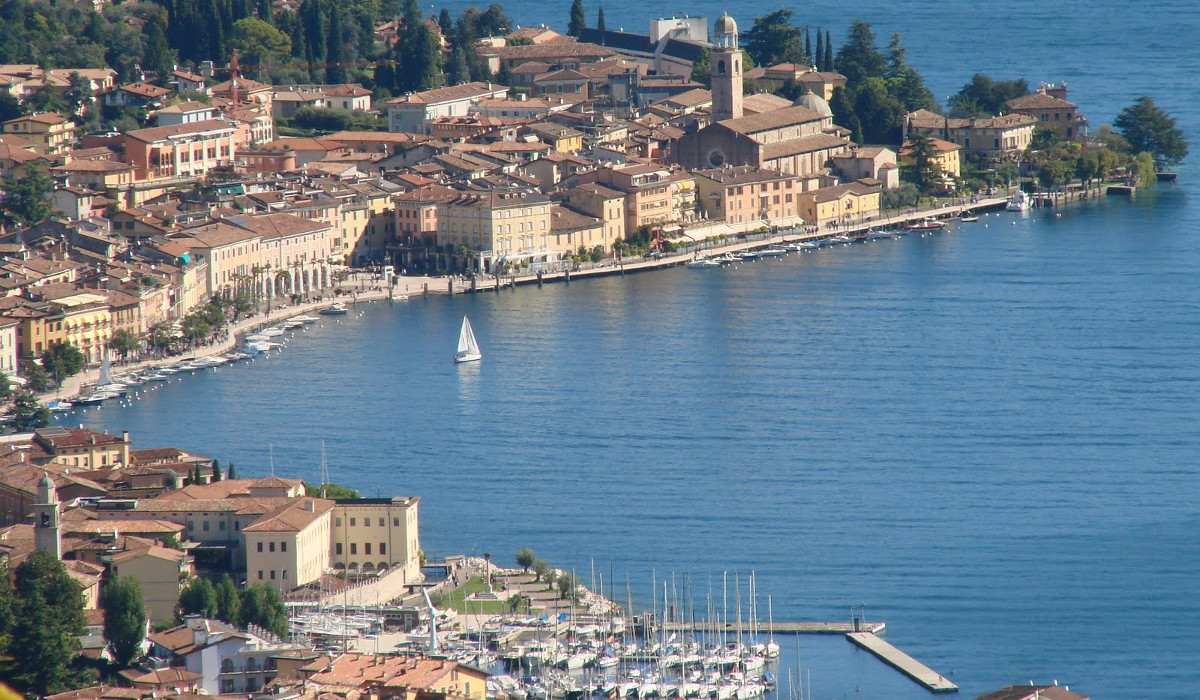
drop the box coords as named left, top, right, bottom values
left=33, top=471, right=61, bottom=560
left=711, top=13, right=743, bottom=122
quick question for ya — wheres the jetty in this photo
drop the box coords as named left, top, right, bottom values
left=656, top=620, right=885, bottom=635
left=846, top=631, right=958, bottom=693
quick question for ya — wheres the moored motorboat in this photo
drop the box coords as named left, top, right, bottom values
left=320, top=302, right=349, bottom=315
left=1006, top=191, right=1031, bottom=212
left=757, top=246, right=787, bottom=256
left=687, top=258, right=722, bottom=268
left=904, top=218, right=945, bottom=231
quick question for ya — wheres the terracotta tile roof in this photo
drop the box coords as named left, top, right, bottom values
left=550, top=204, right=600, bottom=233
left=695, top=165, right=794, bottom=186
left=760, top=133, right=850, bottom=160
left=240, top=497, right=332, bottom=533
left=120, top=82, right=172, bottom=99
left=484, top=40, right=615, bottom=63
left=716, top=105, right=827, bottom=135
left=1005, top=92, right=1077, bottom=110
left=309, top=653, right=486, bottom=690
left=808, top=182, right=879, bottom=203
left=119, top=668, right=203, bottom=686
left=35, top=426, right=126, bottom=449
left=222, top=212, right=331, bottom=240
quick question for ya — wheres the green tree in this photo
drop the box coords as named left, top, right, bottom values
left=1113, top=96, right=1188, bottom=166
left=8, top=390, right=50, bottom=430
left=212, top=460, right=223, bottom=482
left=0, top=373, right=10, bottom=402
left=1132, top=151, right=1157, bottom=186
left=143, top=17, right=176, bottom=80
left=823, top=29, right=832, bottom=72
left=102, top=574, right=146, bottom=667
left=304, top=481, right=360, bottom=498
left=556, top=571, right=578, bottom=599
left=64, top=72, right=94, bottom=117
left=0, top=92, right=20, bottom=122
left=902, top=135, right=942, bottom=193
left=885, top=33, right=937, bottom=113
left=566, top=0, right=585, bottom=37
left=532, top=558, right=551, bottom=583
left=0, top=168, right=54, bottom=228
left=214, top=574, right=242, bottom=626
left=229, top=17, right=292, bottom=67
left=690, top=48, right=711, bottom=88
left=13, top=551, right=86, bottom=634
left=109, top=328, right=141, bottom=363
left=1036, top=160, right=1073, bottom=190
left=835, top=19, right=886, bottom=87
left=239, top=584, right=287, bottom=637
left=437, top=8, right=453, bottom=35
left=742, top=10, right=807, bottom=68
left=228, top=462, right=238, bottom=479
left=178, top=577, right=218, bottom=619
left=41, top=342, right=86, bottom=386
left=9, top=589, right=76, bottom=696
left=948, top=74, right=1029, bottom=118
left=0, top=563, right=15, bottom=655
left=325, top=5, right=347, bottom=84
left=515, top=548, right=535, bottom=572
left=22, top=363, right=50, bottom=392
left=596, top=6, right=605, bottom=33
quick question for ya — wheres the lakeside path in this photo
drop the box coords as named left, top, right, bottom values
left=40, top=279, right=432, bottom=404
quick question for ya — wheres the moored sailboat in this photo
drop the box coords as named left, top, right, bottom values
left=454, top=316, right=482, bottom=363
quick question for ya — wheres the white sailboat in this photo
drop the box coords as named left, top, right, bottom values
left=454, top=316, right=482, bottom=363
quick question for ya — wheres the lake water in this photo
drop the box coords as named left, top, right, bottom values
left=73, top=2, right=1200, bottom=698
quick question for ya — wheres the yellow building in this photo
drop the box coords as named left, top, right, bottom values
left=523, top=123, right=584, bottom=153
left=796, top=183, right=881, bottom=226
left=438, top=189, right=552, bottom=273
left=563, top=183, right=626, bottom=249
left=899, top=137, right=962, bottom=179
left=2, top=112, right=76, bottom=156
left=107, top=536, right=193, bottom=624
left=330, top=496, right=421, bottom=583
left=242, top=497, right=334, bottom=592
left=35, top=426, right=132, bottom=469
left=48, top=291, right=113, bottom=364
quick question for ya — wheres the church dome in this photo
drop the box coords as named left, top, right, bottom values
left=714, top=13, right=738, bottom=37
left=794, top=90, right=833, bottom=118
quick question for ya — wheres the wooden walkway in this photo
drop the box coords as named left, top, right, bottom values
left=655, top=621, right=885, bottom=635
left=846, top=632, right=958, bottom=693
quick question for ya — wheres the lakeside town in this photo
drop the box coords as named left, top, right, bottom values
left=0, top=0, right=1190, bottom=698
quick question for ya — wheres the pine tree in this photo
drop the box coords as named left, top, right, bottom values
left=596, top=6, right=606, bottom=34
left=103, top=575, right=146, bottom=668
left=449, top=43, right=469, bottom=85
left=437, top=8, right=452, bottom=36
left=567, top=0, right=585, bottom=37
left=143, top=19, right=175, bottom=81
left=0, top=563, right=15, bottom=656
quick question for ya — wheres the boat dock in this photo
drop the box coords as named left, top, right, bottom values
left=655, top=621, right=886, bottom=635
left=846, top=632, right=958, bottom=693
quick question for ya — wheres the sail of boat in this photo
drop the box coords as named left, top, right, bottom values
left=454, top=316, right=482, bottom=363
left=98, top=351, right=114, bottom=386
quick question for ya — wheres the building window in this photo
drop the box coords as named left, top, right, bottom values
left=281, top=542, right=287, bottom=552
left=257, top=542, right=263, bottom=552
left=258, top=570, right=263, bottom=580
left=269, top=542, right=276, bottom=553
left=270, top=570, right=276, bottom=580
left=365, top=543, right=372, bottom=555
left=221, top=680, right=235, bottom=694
left=393, top=518, right=400, bottom=526
left=336, top=543, right=343, bottom=555
left=203, top=521, right=210, bottom=531
left=336, top=518, right=342, bottom=526
left=350, top=518, right=356, bottom=526
left=350, top=543, right=357, bottom=554
left=379, top=518, right=385, bottom=526
left=380, top=543, right=386, bottom=555
left=219, top=521, right=226, bottom=530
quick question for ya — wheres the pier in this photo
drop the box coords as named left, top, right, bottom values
left=655, top=621, right=886, bottom=635
left=846, top=632, right=958, bottom=693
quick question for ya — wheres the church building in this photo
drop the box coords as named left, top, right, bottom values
left=674, top=15, right=852, bottom=176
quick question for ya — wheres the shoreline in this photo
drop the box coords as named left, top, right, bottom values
left=41, top=183, right=1113, bottom=407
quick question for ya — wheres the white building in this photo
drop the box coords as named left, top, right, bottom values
left=387, top=81, right=508, bottom=134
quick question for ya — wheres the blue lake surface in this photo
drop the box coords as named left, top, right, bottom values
left=73, top=1, right=1200, bottom=697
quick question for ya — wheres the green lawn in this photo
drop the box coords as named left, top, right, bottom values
left=434, top=576, right=521, bottom=614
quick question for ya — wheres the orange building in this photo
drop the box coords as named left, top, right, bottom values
left=694, top=166, right=801, bottom=224
left=123, top=119, right=238, bottom=181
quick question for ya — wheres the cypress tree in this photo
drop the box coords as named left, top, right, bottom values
left=212, top=460, right=223, bottom=482
left=326, top=5, right=347, bottom=84
left=437, top=8, right=452, bottom=36
left=804, top=28, right=812, bottom=65
left=228, top=462, right=237, bottom=479
left=257, top=0, right=271, bottom=22
left=823, top=30, right=833, bottom=71
left=596, top=6, right=606, bottom=34
left=814, top=29, right=822, bottom=70
left=567, top=0, right=585, bottom=37
left=215, top=574, right=242, bottom=626
left=449, top=43, right=469, bottom=85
